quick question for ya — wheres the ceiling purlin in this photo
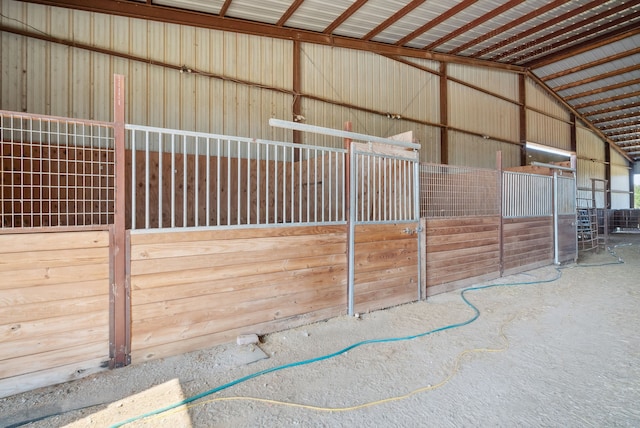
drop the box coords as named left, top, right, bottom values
left=606, top=129, right=640, bottom=138
left=552, top=64, right=640, bottom=92
left=574, top=90, right=640, bottom=110
left=565, top=78, right=640, bottom=101
left=498, top=2, right=638, bottom=64
left=323, top=0, right=368, bottom=34
left=394, top=0, right=478, bottom=46
left=219, top=0, right=233, bottom=17
left=613, top=135, right=640, bottom=143
left=541, top=46, right=640, bottom=81
left=276, top=0, right=305, bottom=27
left=522, top=17, right=640, bottom=68
left=423, top=0, right=526, bottom=51
left=471, top=0, right=609, bottom=59
left=448, top=0, right=569, bottom=55
left=591, top=111, right=640, bottom=125
left=362, top=0, right=426, bottom=41
left=583, top=102, right=640, bottom=117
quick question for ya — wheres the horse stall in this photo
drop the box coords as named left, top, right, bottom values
left=1, top=103, right=576, bottom=397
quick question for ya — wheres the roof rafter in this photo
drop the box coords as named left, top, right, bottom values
left=599, top=121, right=638, bottom=131
left=277, top=0, right=305, bottom=27
left=500, top=2, right=639, bottom=64
left=574, top=90, right=640, bottom=110
left=424, top=0, right=525, bottom=51
left=542, top=46, right=640, bottom=81
left=362, top=0, right=426, bottom=41
left=583, top=102, right=640, bottom=117
left=394, top=0, right=477, bottom=46
left=591, top=111, right=640, bottom=125
left=522, top=17, right=640, bottom=68
left=323, top=0, right=368, bottom=34
left=552, top=64, right=640, bottom=92
left=471, top=0, right=609, bottom=59
left=612, top=135, right=640, bottom=143
left=564, top=78, right=640, bottom=101
left=448, top=0, right=569, bottom=55
left=219, top=0, right=232, bottom=17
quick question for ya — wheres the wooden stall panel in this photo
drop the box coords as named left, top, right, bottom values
left=0, top=231, right=110, bottom=398
left=129, top=226, right=347, bottom=362
left=503, top=217, right=553, bottom=275
left=353, top=223, right=419, bottom=313
left=425, top=216, right=501, bottom=296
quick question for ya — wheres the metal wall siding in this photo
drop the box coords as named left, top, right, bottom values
left=447, top=63, right=518, bottom=101
left=448, top=81, right=519, bottom=142
left=526, top=110, right=571, bottom=150
left=576, top=126, right=605, bottom=162
left=525, top=78, right=570, bottom=122
left=300, top=44, right=440, bottom=125
left=448, top=131, right=520, bottom=169
left=299, top=98, right=440, bottom=163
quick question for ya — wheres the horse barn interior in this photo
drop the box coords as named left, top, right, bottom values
left=1, top=0, right=639, bottom=425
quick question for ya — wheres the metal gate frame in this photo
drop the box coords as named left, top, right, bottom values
left=348, top=141, right=421, bottom=316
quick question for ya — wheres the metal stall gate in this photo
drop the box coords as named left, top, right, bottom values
left=555, top=172, right=577, bottom=263
left=348, top=141, right=421, bottom=315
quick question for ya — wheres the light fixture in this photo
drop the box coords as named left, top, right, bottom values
left=526, top=141, right=573, bottom=157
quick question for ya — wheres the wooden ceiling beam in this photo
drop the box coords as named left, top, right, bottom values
left=423, top=0, right=525, bottom=51
left=362, top=0, right=426, bottom=41
left=471, top=0, right=609, bottom=59
left=219, top=0, right=232, bottom=17
left=323, top=0, right=368, bottom=34
left=583, top=102, right=640, bottom=117
left=541, top=46, right=640, bottom=82
left=605, top=129, right=640, bottom=138
left=591, top=111, right=639, bottom=125
left=599, top=121, right=638, bottom=132
left=15, top=0, right=524, bottom=72
left=448, top=0, right=569, bottom=55
left=394, top=0, right=477, bottom=46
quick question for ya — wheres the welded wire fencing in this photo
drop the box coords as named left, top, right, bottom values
left=126, top=125, right=346, bottom=229
left=420, top=164, right=499, bottom=218
left=1, top=110, right=115, bottom=229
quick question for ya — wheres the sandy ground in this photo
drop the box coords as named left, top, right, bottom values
left=1, top=234, right=639, bottom=428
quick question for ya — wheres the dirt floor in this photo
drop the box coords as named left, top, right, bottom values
left=1, top=234, right=639, bottom=427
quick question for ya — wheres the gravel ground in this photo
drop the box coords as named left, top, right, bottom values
left=1, top=234, right=639, bottom=428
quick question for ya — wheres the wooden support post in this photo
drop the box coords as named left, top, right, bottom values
left=110, top=74, right=130, bottom=368
left=439, top=62, right=448, bottom=164
left=518, top=74, right=527, bottom=166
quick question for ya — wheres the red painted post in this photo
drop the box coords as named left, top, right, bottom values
left=110, top=74, right=130, bottom=368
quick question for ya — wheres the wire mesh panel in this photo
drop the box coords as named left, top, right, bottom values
left=421, top=164, right=499, bottom=218
left=502, top=171, right=552, bottom=218
left=126, top=125, right=346, bottom=229
left=1, top=111, right=115, bottom=229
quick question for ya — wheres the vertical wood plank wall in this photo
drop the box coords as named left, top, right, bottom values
left=0, top=230, right=111, bottom=398
left=425, top=216, right=501, bottom=296
left=129, top=225, right=347, bottom=362
left=354, top=223, right=420, bottom=314
left=503, top=217, right=553, bottom=275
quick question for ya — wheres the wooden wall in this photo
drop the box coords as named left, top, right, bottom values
left=128, top=225, right=347, bottom=362
left=0, top=230, right=111, bottom=398
left=503, top=217, right=553, bottom=275
left=353, top=223, right=420, bottom=314
left=425, top=216, right=501, bottom=296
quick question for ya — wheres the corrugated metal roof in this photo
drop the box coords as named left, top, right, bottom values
left=17, top=0, right=640, bottom=161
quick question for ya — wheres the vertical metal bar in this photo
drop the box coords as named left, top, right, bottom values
left=183, top=136, right=188, bottom=227
left=158, top=133, right=163, bottom=228
left=195, top=137, right=199, bottom=227
left=314, top=149, right=318, bottom=223
left=248, top=140, right=252, bottom=225
left=236, top=139, right=241, bottom=225
left=321, top=152, right=325, bottom=222
left=307, top=148, right=311, bottom=222
left=130, top=131, right=137, bottom=229
left=144, top=131, right=150, bottom=229
left=348, top=144, right=356, bottom=316
left=171, top=134, right=176, bottom=228
left=328, top=150, right=332, bottom=222
left=553, top=170, right=559, bottom=265
left=206, top=137, right=210, bottom=227
left=291, top=145, right=295, bottom=223
left=257, top=142, right=261, bottom=224
left=275, top=147, right=278, bottom=223
left=265, top=144, right=270, bottom=224
left=298, top=147, right=303, bottom=222
left=227, top=139, right=232, bottom=226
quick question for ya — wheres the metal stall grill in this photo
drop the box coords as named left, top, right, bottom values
left=1, top=111, right=115, bottom=229
left=502, top=172, right=552, bottom=218
left=126, top=124, right=346, bottom=229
